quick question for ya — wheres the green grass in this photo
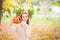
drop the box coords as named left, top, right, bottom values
left=1, top=16, right=14, bottom=23
left=31, top=16, right=60, bottom=23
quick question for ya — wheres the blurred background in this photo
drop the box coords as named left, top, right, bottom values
left=0, top=0, right=60, bottom=40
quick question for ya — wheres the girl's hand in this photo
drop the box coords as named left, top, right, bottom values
left=20, top=24, right=26, bottom=30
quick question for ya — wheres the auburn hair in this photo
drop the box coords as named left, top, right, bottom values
left=13, top=16, right=20, bottom=24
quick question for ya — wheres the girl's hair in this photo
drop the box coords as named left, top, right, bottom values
left=13, top=16, right=20, bottom=24
left=20, top=12, right=29, bottom=25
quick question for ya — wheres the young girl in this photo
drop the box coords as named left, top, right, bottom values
left=10, top=12, right=30, bottom=40
left=18, top=12, right=30, bottom=40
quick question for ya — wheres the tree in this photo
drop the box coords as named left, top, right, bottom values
left=2, top=0, right=16, bottom=17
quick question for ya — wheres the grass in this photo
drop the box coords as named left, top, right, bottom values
left=30, top=16, right=60, bottom=40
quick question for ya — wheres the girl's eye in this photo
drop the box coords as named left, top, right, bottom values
left=19, top=18, right=20, bottom=20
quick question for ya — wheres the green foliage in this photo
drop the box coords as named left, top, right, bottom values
left=2, top=0, right=15, bottom=11
left=16, top=7, right=24, bottom=16
left=53, top=2, right=60, bottom=6
left=37, top=8, right=40, bottom=12
left=28, top=8, right=34, bottom=18
left=2, top=0, right=17, bottom=17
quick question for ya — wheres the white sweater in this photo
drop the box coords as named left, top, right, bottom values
left=10, top=23, right=30, bottom=40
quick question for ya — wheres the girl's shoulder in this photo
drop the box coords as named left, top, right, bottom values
left=10, top=23, right=20, bottom=28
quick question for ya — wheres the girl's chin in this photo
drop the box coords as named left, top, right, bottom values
left=22, top=20, right=27, bottom=21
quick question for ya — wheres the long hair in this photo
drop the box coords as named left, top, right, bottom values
left=20, top=12, right=29, bottom=25
left=13, top=16, right=20, bottom=24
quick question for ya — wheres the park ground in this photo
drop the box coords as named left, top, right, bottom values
left=0, top=15, right=60, bottom=40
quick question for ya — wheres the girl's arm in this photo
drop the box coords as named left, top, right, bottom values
left=10, top=24, right=17, bottom=34
left=26, top=25, right=31, bottom=38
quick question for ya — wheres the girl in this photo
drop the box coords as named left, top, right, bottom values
left=19, top=12, right=31, bottom=40
left=11, top=12, right=30, bottom=40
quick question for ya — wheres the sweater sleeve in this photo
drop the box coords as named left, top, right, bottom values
left=25, top=25, right=31, bottom=38
left=10, top=24, right=17, bottom=34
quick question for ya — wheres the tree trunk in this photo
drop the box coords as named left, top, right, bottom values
left=0, top=0, right=3, bottom=26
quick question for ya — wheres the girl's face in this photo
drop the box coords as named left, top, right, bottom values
left=22, top=14, right=28, bottom=21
